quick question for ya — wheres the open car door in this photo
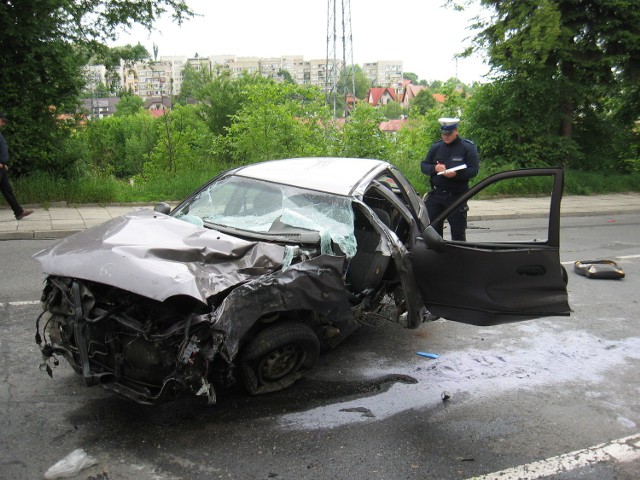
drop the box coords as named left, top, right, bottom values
left=411, top=168, right=571, bottom=326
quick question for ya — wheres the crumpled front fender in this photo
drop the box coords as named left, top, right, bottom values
left=211, top=254, right=356, bottom=360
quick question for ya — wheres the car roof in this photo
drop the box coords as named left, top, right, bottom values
left=232, top=157, right=390, bottom=196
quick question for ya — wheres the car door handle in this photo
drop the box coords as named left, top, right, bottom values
left=516, top=265, right=546, bottom=276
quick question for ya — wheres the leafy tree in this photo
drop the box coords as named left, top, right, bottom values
left=389, top=111, right=442, bottom=191
left=333, top=104, right=390, bottom=159
left=1, top=3, right=85, bottom=175
left=0, top=0, right=192, bottom=175
left=277, top=69, right=295, bottom=84
left=114, top=93, right=144, bottom=117
left=353, top=66, right=373, bottom=99
left=464, top=78, right=580, bottom=169
left=410, top=89, right=437, bottom=116
left=381, top=101, right=406, bottom=120
left=175, top=63, right=212, bottom=105
left=195, top=73, right=271, bottom=136
left=96, top=44, right=151, bottom=93
left=330, top=65, right=371, bottom=116
left=143, top=105, right=216, bottom=178
left=403, top=72, right=419, bottom=83
left=438, top=79, right=469, bottom=117
left=226, top=82, right=332, bottom=165
left=80, top=80, right=111, bottom=99
left=466, top=0, right=640, bottom=171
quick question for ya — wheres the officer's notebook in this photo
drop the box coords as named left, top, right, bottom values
left=437, top=164, right=467, bottom=175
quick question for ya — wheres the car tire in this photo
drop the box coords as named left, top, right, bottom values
left=240, top=322, right=320, bottom=395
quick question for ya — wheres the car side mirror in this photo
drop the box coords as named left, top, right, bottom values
left=421, top=225, right=446, bottom=251
left=154, top=202, right=172, bottom=215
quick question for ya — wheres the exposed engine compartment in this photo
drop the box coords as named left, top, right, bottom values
left=38, top=276, right=225, bottom=404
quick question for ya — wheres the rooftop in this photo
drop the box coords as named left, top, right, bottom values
left=234, top=157, right=388, bottom=196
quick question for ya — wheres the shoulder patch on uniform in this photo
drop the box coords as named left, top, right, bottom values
left=462, top=138, right=475, bottom=145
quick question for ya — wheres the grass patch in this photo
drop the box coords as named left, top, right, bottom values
left=7, top=169, right=220, bottom=206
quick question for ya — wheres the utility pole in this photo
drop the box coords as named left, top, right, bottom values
left=325, top=0, right=356, bottom=118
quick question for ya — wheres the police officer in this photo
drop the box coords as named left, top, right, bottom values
left=421, top=117, right=479, bottom=241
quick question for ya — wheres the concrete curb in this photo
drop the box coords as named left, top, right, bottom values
left=0, top=229, right=81, bottom=241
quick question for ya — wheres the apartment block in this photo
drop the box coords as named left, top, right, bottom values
left=83, top=65, right=107, bottom=88
left=119, top=59, right=173, bottom=99
left=362, top=60, right=404, bottom=95
left=105, top=55, right=401, bottom=101
left=281, top=56, right=309, bottom=84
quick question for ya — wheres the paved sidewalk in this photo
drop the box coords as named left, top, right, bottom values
left=1, top=193, right=640, bottom=241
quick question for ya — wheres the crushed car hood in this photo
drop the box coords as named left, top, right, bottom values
left=34, top=209, right=287, bottom=305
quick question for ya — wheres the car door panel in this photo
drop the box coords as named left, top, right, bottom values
left=412, top=240, right=570, bottom=325
left=411, top=168, right=570, bottom=326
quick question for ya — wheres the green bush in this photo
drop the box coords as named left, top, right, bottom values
left=82, top=112, right=157, bottom=178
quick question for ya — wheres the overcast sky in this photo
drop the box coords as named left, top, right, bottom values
left=113, top=0, right=490, bottom=84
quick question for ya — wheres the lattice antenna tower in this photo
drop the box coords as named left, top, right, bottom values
left=325, top=0, right=356, bottom=118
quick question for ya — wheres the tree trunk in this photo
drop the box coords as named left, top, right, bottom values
left=561, top=100, right=573, bottom=138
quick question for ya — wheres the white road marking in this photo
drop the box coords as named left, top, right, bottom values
left=467, top=433, right=640, bottom=480
left=0, top=300, right=40, bottom=307
left=562, top=253, right=640, bottom=265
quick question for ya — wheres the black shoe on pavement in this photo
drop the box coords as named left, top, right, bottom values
left=16, top=210, right=33, bottom=220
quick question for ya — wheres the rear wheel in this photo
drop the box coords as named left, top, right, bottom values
left=240, top=322, right=320, bottom=395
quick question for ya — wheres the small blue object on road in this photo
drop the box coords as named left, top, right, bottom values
left=416, top=351, right=439, bottom=359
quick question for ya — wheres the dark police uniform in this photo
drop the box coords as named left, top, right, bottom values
left=421, top=131, right=479, bottom=241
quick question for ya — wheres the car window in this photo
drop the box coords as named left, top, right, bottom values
left=173, top=176, right=357, bottom=257
left=465, top=175, right=554, bottom=244
left=363, top=187, right=412, bottom=244
left=386, top=166, right=429, bottom=228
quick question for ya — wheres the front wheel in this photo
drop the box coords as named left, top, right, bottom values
left=240, top=322, right=320, bottom=395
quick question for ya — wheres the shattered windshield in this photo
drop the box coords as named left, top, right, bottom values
left=173, top=175, right=357, bottom=258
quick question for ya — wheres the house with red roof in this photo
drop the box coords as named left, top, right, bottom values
left=365, top=87, right=397, bottom=107
left=400, top=84, right=426, bottom=109
left=144, top=97, right=172, bottom=117
left=400, top=83, right=447, bottom=109
left=378, top=118, right=409, bottom=133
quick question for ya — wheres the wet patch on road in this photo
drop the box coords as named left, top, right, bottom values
left=279, top=324, right=640, bottom=430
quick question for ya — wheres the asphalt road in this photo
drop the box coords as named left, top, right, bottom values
left=1, top=213, right=639, bottom=480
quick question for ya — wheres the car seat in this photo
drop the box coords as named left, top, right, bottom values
left=347, top=207, right=391, bottom=293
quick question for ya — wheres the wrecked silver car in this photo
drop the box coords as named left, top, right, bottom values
left=34, top=157, right=570, bottom=405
